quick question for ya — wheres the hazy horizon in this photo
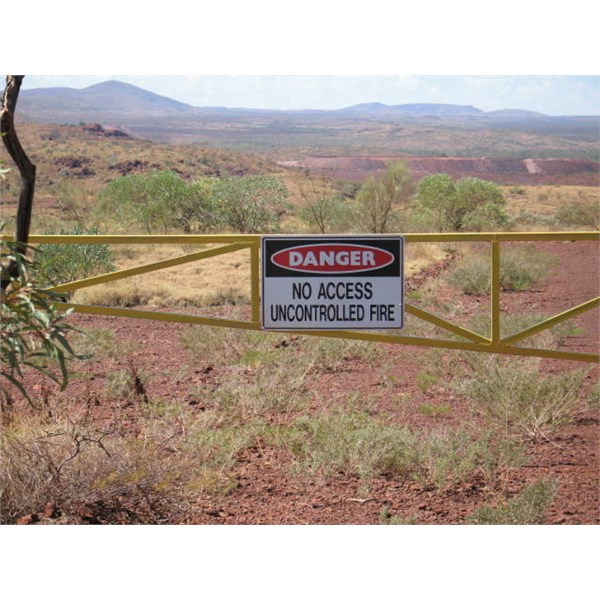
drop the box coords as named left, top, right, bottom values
left=21, top=75, right=600, bottom=116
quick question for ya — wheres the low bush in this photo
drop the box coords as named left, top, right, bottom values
left=469, top=312, right=584, bottom=348
left=412, top=428, right=526, bottom=490
left=104, top=365, right=150, bottom=403
left=456, top=356, right=587, bottom=440
left=304, top=337, right=383, bottom=371
left=71, top=328, right=139, bottom=361
left=446, top=245, right=557, bottom=294
left=36, top=226, right=115, bottom=288
left=287, top=408, right=527, bottom=491
left=466, top=480, right=557, bottom=524
left=288, top=410, right=417, bottom=479
left=209, top=359, right=310, bottom=422
left=555, top=200, right=600, bottom=230
left=183, top=421, right=266, bottom=487
left=212, top=174, right=288, bottom=233
left=0, top=391, right=267, bottom=521
left=446, top=252, right=490, bottom=295
left=180, top=325, right=280, bottom=367
left=418, top=404, right=450, bottom=417
left=379, top=505, right=419, bottom=525
left=414, top=175, right=508, bottom=232
left=72, top=281, right=152, bottom=308
left=0, top=402, right=183, bottom=523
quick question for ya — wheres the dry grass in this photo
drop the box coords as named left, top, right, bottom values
left=70, top=241, right=445, bottom=308
left=405, top=243, right=447, bottom=276
left=502, top=185, right=599, bottom=219
left=455, top=356, right=588, bottom=440
left=72, top=243, right=252, bottom=307
left=0, top=397, right=190, bottom=523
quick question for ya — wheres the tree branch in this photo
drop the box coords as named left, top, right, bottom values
left=1, top=75, right=36, bottom=289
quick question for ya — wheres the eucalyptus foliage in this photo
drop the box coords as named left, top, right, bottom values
left=97, top=170, right=217, bottom=233
left=415, top=175, right=508, bottom=231
left=1, top=239, right=80, bottom=406
left=212, top=174, right=288, bottom=233
left=354, top=161, right=415, bottom=233
left=97, top=170, right=288, bottom=234
left=37, top=226, right=115, bottom=288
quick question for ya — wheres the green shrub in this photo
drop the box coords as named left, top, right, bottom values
left=36, top=226, right=115, bottom=288
left=173, top=177, right=220, bottom=233
left=298, top=195, right=354, bottom=234
left=469, top=312, right=584, bottom=348
left=289, top=410, right=417, bottom=479
left=446, top=245, right=557, bottom=294
left=209, top=359, right=309, bottom=421
left=466, top=480, right=557, bottom=524
left=460, top=201, right=509, bottom=231
left=351, top=161, right=415, bottom=233
left=212, top=174, right=288, bottom=233
left=96, top=170, right=219, bottom=234
left=456, top=356, right=587, bottom=440
left=555, top=200, right=600, bottom=230
left=414, top=175, right=508, bottom=232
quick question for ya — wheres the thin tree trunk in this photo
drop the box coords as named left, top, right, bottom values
left=1, top=75, right=36, bottom=289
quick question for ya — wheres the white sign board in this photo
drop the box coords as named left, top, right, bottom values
left=262, top=236, right=404, bottom=330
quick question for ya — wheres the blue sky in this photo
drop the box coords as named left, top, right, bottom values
left=21, top=75, right=599, bottom=115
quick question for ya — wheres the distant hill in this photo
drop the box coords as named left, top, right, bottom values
left=15, top=80, right=599, bottom=161
left=486, top=109, right=546, bottom=118
left=338, top=103, right=486, bottom=117
left=19, top=80, right=196, bottom=122
left=20, top=80, right=560, bottom=123
left=0, top=121, right=276, bottom=196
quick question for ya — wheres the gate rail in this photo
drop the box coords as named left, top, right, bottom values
left=5, top=231, right=599, bottom=363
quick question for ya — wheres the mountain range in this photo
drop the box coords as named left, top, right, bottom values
left=14, top=80, right=599, bottom=161
left=18, top=80, right=558, bottom=119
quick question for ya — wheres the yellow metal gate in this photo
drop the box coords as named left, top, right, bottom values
left=11, top=231, right=600, bottom=363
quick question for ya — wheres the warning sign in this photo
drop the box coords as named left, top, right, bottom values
left=262, top=236, right=404, bottom=330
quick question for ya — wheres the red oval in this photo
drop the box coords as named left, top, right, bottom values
left=271, top=244, right=395, bottom=273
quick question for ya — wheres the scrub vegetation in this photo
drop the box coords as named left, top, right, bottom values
left=1, top=121, right=598, bottom=526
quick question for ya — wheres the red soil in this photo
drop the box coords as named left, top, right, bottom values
left=294, top=155, right=599, bottom=185
left=9, top=241, right=599, bottom=525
